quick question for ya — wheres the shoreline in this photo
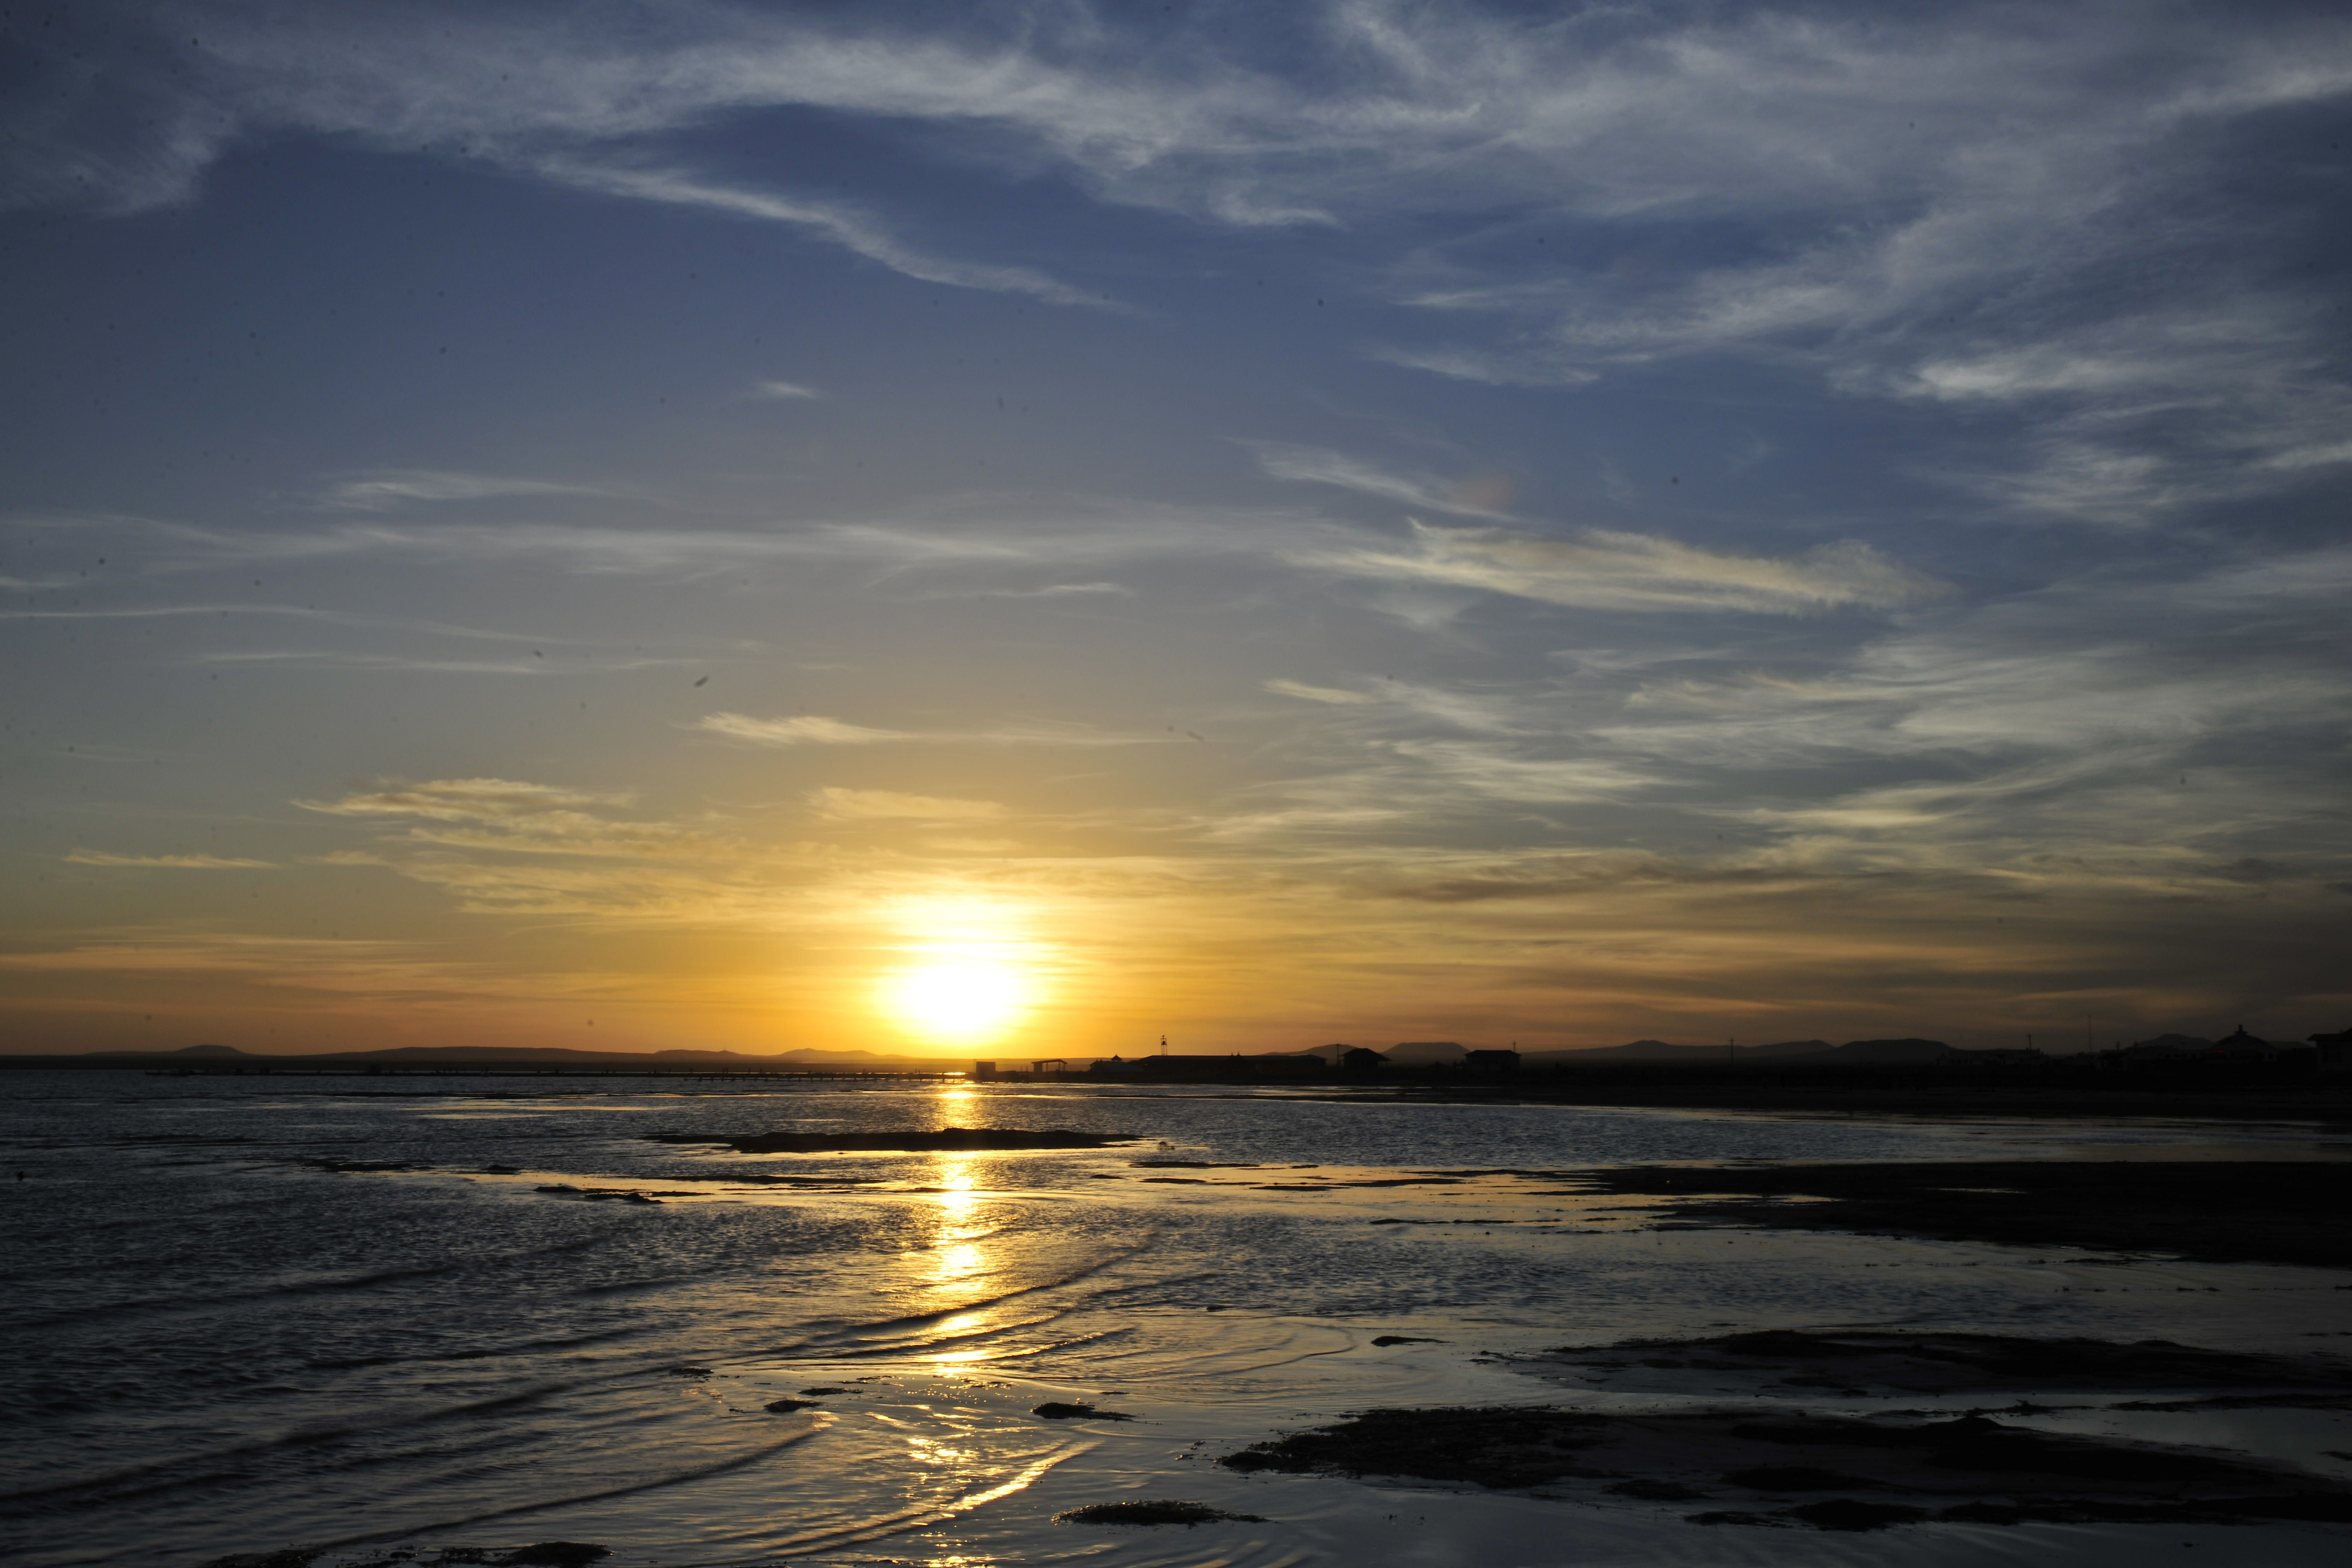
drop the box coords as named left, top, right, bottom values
left=14, top=1055, right=2348, bottom=1125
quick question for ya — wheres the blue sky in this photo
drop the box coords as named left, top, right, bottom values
left=4, top=0, right=2349, bottom=1056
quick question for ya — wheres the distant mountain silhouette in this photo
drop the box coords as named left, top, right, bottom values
left=66, top=1043, right=959, bottom=1069
left=2127, top=1034, right=2214, bottom=1054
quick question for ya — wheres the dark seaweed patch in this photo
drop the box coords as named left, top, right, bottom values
left=1054, top=1500, right=1267, bottom=1526
left=651, top=1127, right=1130, bottom=1155
left=1217, top=1401, right=2352, bottom=1528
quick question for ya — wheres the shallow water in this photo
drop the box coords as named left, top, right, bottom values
left=4, top=1073, right=2348, bottom=1567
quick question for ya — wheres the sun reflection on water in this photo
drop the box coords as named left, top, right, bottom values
left=916, top=1155, right=1005, bottom=1365
left=926, top=1156, right=992, bottom=1267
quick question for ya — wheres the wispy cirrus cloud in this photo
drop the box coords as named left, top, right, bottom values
left=16, top=2, right=2352, bottom=528
left=192, top=649, right=689, bottom=676
left=697, top=714, right=915, bottom=747
left=1243, top=441, right=1517, bottom=518
left=8, top=6, right=1121, bottom=304
left=696, top=711, right=1165, bottom=749
left=1265, top=677, right=1375, bottom=705
left=319, top=470, right=618, bottom=512
left=0, top=933, right=448, bottom=982
left=534, top=160, right=1111, bottom=309
left=1316, top=520, right=1947, bottom=616
left=299, top=778, right=632, bottom=822
left=298, top=779, right=738, bottom=864
left=63, top=850, right=275, bottom=869
left=89, top=499, right=1313, bottom=578
left=808, top=786, right=1003, bottom=821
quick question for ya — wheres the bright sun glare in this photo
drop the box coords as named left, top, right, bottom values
left=888, top=959, right=1024, bottom=1042
left=878, top=899, right=1041, bottom=1046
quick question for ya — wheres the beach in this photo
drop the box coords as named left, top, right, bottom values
left=5, top=1073, right=2349, bottom=1567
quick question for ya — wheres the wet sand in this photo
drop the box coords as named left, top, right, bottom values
left=22, top=1073, right=2352, bottom=1568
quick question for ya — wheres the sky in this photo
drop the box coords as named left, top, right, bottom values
left=4, top=0, right=2350, bottom=1059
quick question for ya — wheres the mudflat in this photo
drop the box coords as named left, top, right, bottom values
left=1571, top=1159, right=2352, bottom=1268
left=1537, top=1329, right=2352, bottom=1406
left=1473, top=1083, right=2352, bottom=1124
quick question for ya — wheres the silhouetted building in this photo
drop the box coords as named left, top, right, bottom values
left=971, top=1060, right=997, bottom=1081
left=2214, top=1024, right=2283, bottom=1059
left=2123, top=1034, right=2211, bottom=1058
left=1339, top=1047, right=1386, bottom=1073
left=2313, top=1027, right=2352, bottom=1078
left=1090, top=1053, right=1326, bottom=1080
left=1949, top=1046, right=2042, bottom=1066
left=1464, top=1048, right=1520, bottom=1072
left=2114, top=1026, right=2317, bottom=1072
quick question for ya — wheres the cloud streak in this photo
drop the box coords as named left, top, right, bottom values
left=1265, top=678, right=1375, bottom=706
left=1318, top=521, right=1947, bottom=616
left=698, top=714, right=915, bottom=747
left=63, top=850, right=275, bottom=869
left=532, top=160, right=1110, bottom=308
left=808, top=787, right=1003, bottom=821
left=1244, top=442, right=1517, bottom=518
left=697, top=711, right=1166, bottom=749
left=319, top=471, right=617, bottom=512
left=14, top=0, right=2352, bottom=519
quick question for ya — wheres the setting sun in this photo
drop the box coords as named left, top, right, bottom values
left=875, top=898, right=1044, bottom=1046
left=887, top=960, right=1026, bottom=1043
